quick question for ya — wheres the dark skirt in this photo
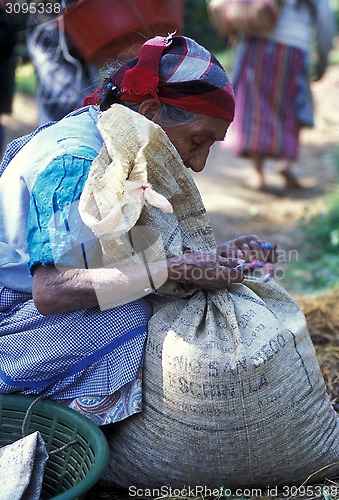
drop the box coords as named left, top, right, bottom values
left=230, top=38, right=314, bottom=160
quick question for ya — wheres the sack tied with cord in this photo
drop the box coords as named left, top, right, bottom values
left=79, top=105, right=339, bottom=490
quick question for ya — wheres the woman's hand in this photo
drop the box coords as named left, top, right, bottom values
left=217, top=235, right=277, bottom=263
left=167, top=252, right=245, bottom=289
left=32, top=237, right=276, bottom=315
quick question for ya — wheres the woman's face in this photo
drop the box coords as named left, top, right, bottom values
left=159, top=114, right=231, bottom=173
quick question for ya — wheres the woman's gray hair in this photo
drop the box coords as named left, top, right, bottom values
left=111, top=100, right=197, bottom=127
left=157, top=104, right=197, bottom=126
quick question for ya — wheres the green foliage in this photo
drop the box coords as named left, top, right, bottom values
left=15, top=63, right=36, bottom=97
left=183, top=0, right=227, bottom=53
left=284, top=156, right=339, bottom=294
left=330, top=0, right=339, bottom=31
left=286, top=252, right=339, bottom=294
left=304, top=191, right=339, bottom=253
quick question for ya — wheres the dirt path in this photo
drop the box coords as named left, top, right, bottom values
left=3, top=65, right=339, bottom=265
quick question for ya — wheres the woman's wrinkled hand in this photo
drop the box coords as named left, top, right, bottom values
left=217, top=235, right=278, bottom=263
left=167, top=252, right=245, bottom=289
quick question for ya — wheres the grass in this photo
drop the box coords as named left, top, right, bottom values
left=283, top=175, right=339, bottom=295
left=15, top=62, right=36, bottom=97
left=329, top=47, right=339, bottom=65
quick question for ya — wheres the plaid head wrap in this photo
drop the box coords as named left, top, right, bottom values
left=83, top=35, right=235, bottom=121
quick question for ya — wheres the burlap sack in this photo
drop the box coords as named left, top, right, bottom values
left=0, top=431, right=48, bottom=500
left=103, top=281, right=339, bottom=489
left=80, top=105, right=339, bottom=489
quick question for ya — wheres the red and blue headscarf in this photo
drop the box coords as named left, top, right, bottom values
left=83, top=34, right=235, bottom=122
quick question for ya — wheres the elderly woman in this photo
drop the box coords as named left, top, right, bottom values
left=0, top=35, right=275, bottom=425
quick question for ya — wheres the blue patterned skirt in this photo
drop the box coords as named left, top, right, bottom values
left=0, top=285, right=152, bottom=425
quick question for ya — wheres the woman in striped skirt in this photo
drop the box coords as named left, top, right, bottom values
left=230, top=0, right=335, bottom=190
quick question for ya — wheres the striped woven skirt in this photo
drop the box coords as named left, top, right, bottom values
left=230, top=37, right=314, bottom=160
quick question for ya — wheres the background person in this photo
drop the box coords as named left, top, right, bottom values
left=26, top=0, right=100, bottom=125
left=0, top=5, right=17, bottom=157
left=229, top=0, right=336, bottom=191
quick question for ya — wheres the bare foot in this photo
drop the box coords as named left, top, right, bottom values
left=249, top=170, right=265, bottom=191
left=280, top=170, right=304, bottom=189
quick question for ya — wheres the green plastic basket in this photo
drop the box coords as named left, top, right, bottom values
left=0, top=394, right=110, bottom=499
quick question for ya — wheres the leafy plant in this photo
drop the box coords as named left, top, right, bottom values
left=15, top=63, right=37, bottom=97
left=184, top=0, right=227, bottom=53
left=284, top=156, right=339, bottom=294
